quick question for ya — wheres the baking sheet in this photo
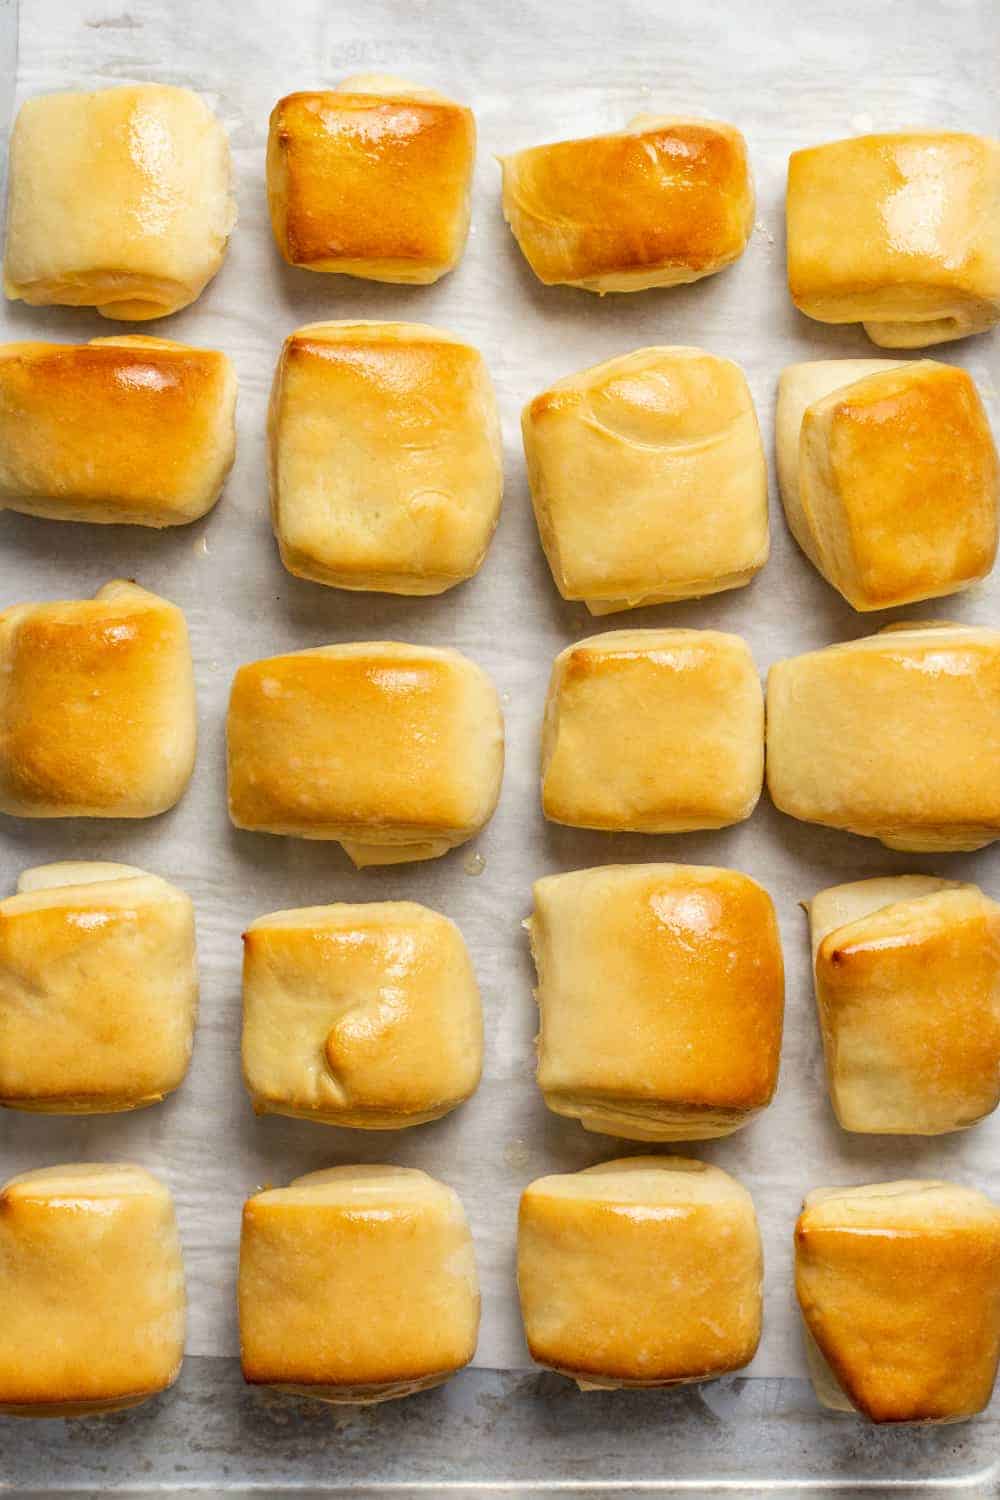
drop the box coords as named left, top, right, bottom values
left=1, top=0, right=998, bottom=1390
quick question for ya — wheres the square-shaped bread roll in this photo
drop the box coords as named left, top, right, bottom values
left=4, top=85, right=234, bottom=320
left=766, top=623, right=1000, bottom=851
left=269, top=322, right=502, bottom=593
left=500, top=116, right=753, bottom=292
left=518, top=1158, right=762, bottom=1388
left=523, top=347, right=768, bottom=613
left=795, top=1181, right=1000, bottom=1422
left=528, top=865, right=784, bottom=1140
left=0, top=1164, right=185, bottom=1416
left=242, top=902, right=482, bottom=1127
left=776, top=359, right=998, bottom=610
left=786, top=132, right=1000, bottom=347
left=239, top=1166, right=479, bottom=1403
left=806, top=876, right=1000, bottom=1135
left=0, top=861, right=197, bottom=1113
left=267, top=77, right=475, bottom=283
left=541, top=630, right=763, bottom=831
left=0, top=580, right=196, bottom=819
left=0, top=337, right=237, bottom=527
left=227, top=642, right=503, bottom=866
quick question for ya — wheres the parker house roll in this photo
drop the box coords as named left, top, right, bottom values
left=267, top=76, right=475, bottom=283
left=239, top=1166, right=479, bottom=1403
left=766, top=623, right=1000, bottom=852
left=0, top=1164, right=185, bottom=1417
left=500, top=116, right=753, bottom=292
left=786, top=131, right=1000, bottom=347
left=518, top=1158, right=762, bottom=1389
left=776, top=359, right=998, bottom=610
left=242, top=902, right=482, bottom=1128
left=0, top=862, right=198, bottom=1114
left=806, top=876, right=1000, bottom=1136
left=541, top=629, right=763, bottom=833
left=527, top=865, right=784, bottom=1141
left=0, top=580, right=197, bottom=819
left=795, top=1181, right=1000, bottom=1423
left=523, top=347, right=768, bottom=614
left=268, top=322, right=502, bottom=593
left=4, top=84, right=235, bottom=320
left=0, top=337, right=237, bottom=527
left=227, top=642, right=503, bottom=866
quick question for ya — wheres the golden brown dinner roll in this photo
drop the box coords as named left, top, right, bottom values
left=268, top=322, right=502, bottom=593
left=0, top=580, right=196, bottom=819
left=795, top=1181, right=1000, bottom=1422
left=0, top=337, right=237, bottom=527
left=242, top=902, right=482, bottom=1127
left=806, top=876, right=1000, bottom=1135
left=776, top=359, right=998, bottom=609
left=541, top=630, right=763, bottom=831
left=528, top=865, right=784, bottom=1140
left=4, top=85, right=234, bottom=319
left=226, top=641, right=503, bottom=866
left=0, top=1164, right=185, bottom=1416
left=0, top=862, right=198, bottom=1113
left=786, top=131, right=1000, bottom=346
left=766, top=623, right=1000, bottom=851
left=267, top=76, right=475, bottom=283
left=500, top=115, right=753, bottom=292
left=239, top=1166, right=479, bottom=1403
left=518, top=1158, right=762, bottom=1389
left=523, top=346, right=768, bottom=613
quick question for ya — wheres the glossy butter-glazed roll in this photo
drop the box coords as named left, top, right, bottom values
left=4, top=84, right=234, bottom=319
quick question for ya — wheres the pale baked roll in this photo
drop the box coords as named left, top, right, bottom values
left=518, top=1158, right=762, bottom=1389
left=226, top=641, right=503, bottom=866
left=523, top=347, right=768, bottom=612
left=776, top=359, right=998, bottom=609
left=0, top=337, right=237, bottom=526
left=795, top=1181, right=1000, bottom=1423
left=806, top=876, right=1000, bottom=1135
left=269, top=322, right=501, bottom=593
left=239, top=1166, right=479, bottom=1403
left=0, top=1164, right=185, bottom=1416
left=501, top=115, right=753, bottom=292
left=528, top=864, right=784, bottom=1140
left=541, top=630, right=763, bottom=832
left=242, top=902, right=482, bottom=1127
left=786, top=132, right=1000, bottom=347
left=766, top=623, right=1000, bottom=851
left=267, top=76, right=475, bottom=283
left=0, top=862, right=197, bottom=1113
left=4, top=85, right=235, bottom=320
left=0, top=580, right=197, bottom=819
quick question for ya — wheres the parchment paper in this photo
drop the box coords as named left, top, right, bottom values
left=2, top=0, right=998, bottom=1381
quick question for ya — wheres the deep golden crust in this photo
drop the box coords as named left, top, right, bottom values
left=0, top=581, right=196, bottom=819
left=786, top=132, right=1000, bottom=346
left=4, top=85, right=234, bottom=319
left=226, top=642, right=503, bottom=864
left=241, top=902, right=482, bottom=1127
left=267, top=86, right=475, bottom=282
left=0, top=337, right=236, bottom=526
left=530, top=865, right=784, bottom=1140
left=541, top=629, right=763, bottom=831
left=0, top=1164, right=185, bottom=1414
left=238, top=1166, right=479, bottom=1399
left=795, top=1182, right=1000, bottom=1422
left=766, top=625, right=1000, bottom=851
left=517, top=1158, right=762, bottom=1386
left=268, top=322, right=502, bottom=592
left=501, top=117, right=753, bottom=291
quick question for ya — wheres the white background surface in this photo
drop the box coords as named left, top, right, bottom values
left=1, top=0, right=998, bottom=1380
